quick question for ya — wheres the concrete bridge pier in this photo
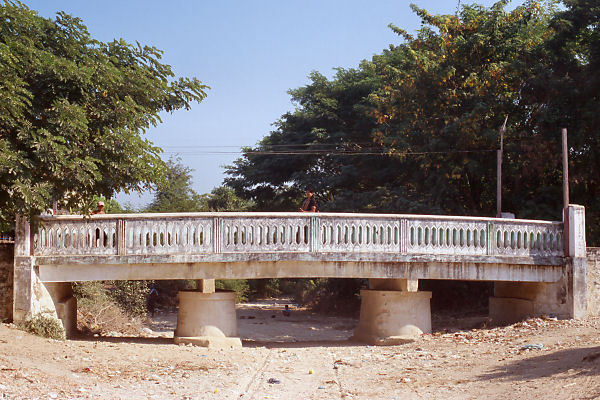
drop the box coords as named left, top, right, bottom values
left=174, top=281, right=242, bottom=348
left=352, top=278, right=432, bottom=345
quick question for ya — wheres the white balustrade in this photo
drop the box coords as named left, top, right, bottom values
left=492, top=219, right=563, bottom=257
left=123, top=217, right=213, bottom=255
left=32, top=213, right=564, bottom=259
left=221, top=216, right=311, bottom=253
left=318, top=216, right=401, bottom=253
left=405, top=217, right=489, bottom=256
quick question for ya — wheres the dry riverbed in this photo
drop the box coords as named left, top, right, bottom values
left=1, top=301, right=599, bottom=399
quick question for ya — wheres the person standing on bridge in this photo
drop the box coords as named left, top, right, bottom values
left=299, top=187, right=318, bottom=212
left=92, top=201, right=105, bottom=214
left=92, top=201, right=106, bottom=246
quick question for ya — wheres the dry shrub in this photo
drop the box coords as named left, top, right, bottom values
left=73, top=282, right=146, bottom=336
left=77, top=301, right=145, bottom=336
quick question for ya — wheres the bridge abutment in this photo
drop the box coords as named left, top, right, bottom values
left=13, top=216, right=77, bottom=337
left=489, top=281, right=568, bottom=323
left=489, top=205, right=587, bottom=323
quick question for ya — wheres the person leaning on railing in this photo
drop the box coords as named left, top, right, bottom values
left=299, top=187, right=318, bottom=212
left=92, top=201, right=105, bottom=214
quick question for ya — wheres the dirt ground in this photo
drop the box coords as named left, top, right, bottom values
left=1, top=301, right=600, bottom=400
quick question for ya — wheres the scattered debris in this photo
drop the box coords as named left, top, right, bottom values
left=520, top=343, right=543, bottom=351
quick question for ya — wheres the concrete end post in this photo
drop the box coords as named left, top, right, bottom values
left=567, top=204, right=587, bottom=319
left=13, top=215, right=33, bottom=323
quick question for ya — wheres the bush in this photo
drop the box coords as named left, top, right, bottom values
left=288, top=278, right=324, bottom=304
left=284, top=278, right=364, bottom=316
left=18, top=314, right=65, bottom=340
left=216, top=279, right=250, bottom=303
left=151, top=279, right=195, bottom=310
left=107, top=280, right=149, bottom=317
left=72, top=281, right=108, bottom=302
left=248, top=279, right=281, bottom=299
left=74, top=280, right=150, bottom=317
left=73, top=281, right=148, bottom=335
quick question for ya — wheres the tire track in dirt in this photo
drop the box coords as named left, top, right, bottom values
left=241, top=349, right=273, bottom=399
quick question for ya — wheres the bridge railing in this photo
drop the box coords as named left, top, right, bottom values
left=31, top=212, right=564, bottom=259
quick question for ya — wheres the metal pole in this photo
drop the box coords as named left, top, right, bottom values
left=496, top=115, right=508, bottom=218
left=562, top=128, right=569, bottom=255
left=496, top=150, right=502, bottom=218
left=562, top=128, right=569, bottom=208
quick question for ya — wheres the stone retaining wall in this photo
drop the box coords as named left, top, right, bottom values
left=587, top=247, right=600, bottom=316
left=0, top=242, right=14, bottom=321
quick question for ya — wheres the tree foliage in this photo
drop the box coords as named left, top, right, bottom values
left=144, top=158, right=252, bottom=213
left=0, top=1, right=208, bottom=225
left=144, top=158, right=207, bottom=213
left=371, top=0, right=559, bottom=218
left=206, top=186, right=253, bottom=212
left=226, top=0, right=600, bottom=244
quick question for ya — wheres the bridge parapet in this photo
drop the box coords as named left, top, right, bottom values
left=32, top=212, right=564, bottom=260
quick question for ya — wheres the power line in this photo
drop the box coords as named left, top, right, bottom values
left=161, top=148, right=498, bottom=156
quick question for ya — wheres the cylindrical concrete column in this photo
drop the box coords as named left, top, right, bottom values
left=175, top=290, right=237, bottom=337
left=174, top=290, right=241, bottom=348
left=353, top=290, right=432, bottom=345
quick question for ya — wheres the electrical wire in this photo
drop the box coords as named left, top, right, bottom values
left=160, top=147, right=498, bottom=156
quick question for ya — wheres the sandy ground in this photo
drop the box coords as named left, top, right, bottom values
left=1, top=301, right=600, bottom=399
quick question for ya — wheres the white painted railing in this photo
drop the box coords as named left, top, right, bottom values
left=32, top=212, right=564, bottom=259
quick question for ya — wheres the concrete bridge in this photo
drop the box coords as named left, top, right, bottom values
left=13, top=205, right=587, bottom=346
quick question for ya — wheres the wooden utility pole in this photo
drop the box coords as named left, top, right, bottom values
left=496, top=115, right=508, bottom=218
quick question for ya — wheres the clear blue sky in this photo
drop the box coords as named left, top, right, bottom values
left=25, top=0, right=522, bottom=208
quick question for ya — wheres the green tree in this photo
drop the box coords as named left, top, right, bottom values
left=144, top=158, right=206, bottom=213
left=370, top=0, right=560, bottom=218
left=206, top=186, right=252, bottom=211
left=0, top=1, right=208, bottom=226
